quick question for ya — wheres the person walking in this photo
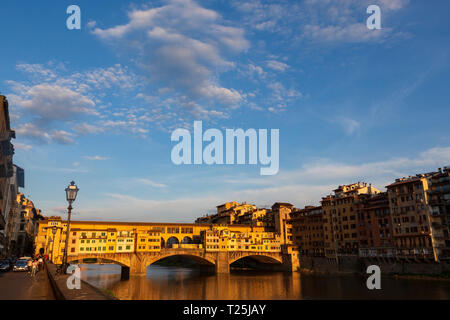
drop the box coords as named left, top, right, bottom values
left=27, top=259, right=33, bottom=274
left=38, top=256, right=43, bottom=271
left=31, top=260, right=38, bottom=277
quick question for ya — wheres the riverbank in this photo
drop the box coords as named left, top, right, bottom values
left=299, top=256, right=450, bottom=278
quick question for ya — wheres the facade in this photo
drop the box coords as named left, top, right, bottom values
left=201, top=227, right=281, bottom=253
left=356, top=192, right=395, bottom=257
left=195, top=201, right=262, bottom=225
left=290, top=206, right=324, bottom=256
left=6, top=193, right=43, bottom=257
left=34, top=218, right=270, bottom=264
left=322, top=182, right=381, bottom=258
left=386, top=174, right=438, bottom=261
left=426, top=167, right=450, bottom=261
left=0, top=95, right=18, bottom=257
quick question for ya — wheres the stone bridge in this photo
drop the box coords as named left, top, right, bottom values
left=67, top=248, right=295, bottom=278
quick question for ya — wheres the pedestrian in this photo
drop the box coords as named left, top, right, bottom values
left=27, top=259, right=32, bottom=274
left=31, top=260, right=38, bottom=277
left=38, top=256, right=43, bottom=271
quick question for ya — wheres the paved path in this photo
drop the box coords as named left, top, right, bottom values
left=0, top=269, right=54, bottom=300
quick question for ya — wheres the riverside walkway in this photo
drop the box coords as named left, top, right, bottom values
left=0, top=268, right=54, bottom=300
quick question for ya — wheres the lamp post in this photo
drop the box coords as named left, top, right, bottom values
left=51, top=226, right=57, bottom=262
left=62, top=181, right=79, bottom=273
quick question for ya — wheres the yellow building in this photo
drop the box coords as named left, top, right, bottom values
left=136, top=229, right=161, bottom=252
left=116, top=230, right=135, bottom=253
left=201, top=227, right=280, bottom=253
left=322, top=182, right=381, bottom=258
left=386, top=173, right=442, bottom=261
left=34, top=218, right=268, bottom=264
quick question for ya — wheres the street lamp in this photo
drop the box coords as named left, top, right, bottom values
left=62, top=181, right=79, bottom=273
left=51, top=226, right=57, bottom=262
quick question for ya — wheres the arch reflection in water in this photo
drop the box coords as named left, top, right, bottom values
left=79, top=264, right=450, bottom=300
left=79, top=263, right=301, bottom=300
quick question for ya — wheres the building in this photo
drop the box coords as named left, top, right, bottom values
left=290, top=206, right=324, bottom=256
left=356, top=192, right=395, bottom=258
left=34, top=218, right=268, bottom=264
left=386, top=174, right=437, bottom=261
left=426, top=167, right=450, bottom=261
left=322, top=182, right=381, bottom=258
left=6, top=193, right=43, bottom=256
left=200, top=226, right=281, bottom=253
left=0, top=95, right=18, bottom=257
left=196, top=202, right=261, bottom=225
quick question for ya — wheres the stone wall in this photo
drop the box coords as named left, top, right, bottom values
left=299, top=255, right=450, bottom=276
left=45, top=262, right=117, bottom=300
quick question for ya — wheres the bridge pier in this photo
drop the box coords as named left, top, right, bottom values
left=282, top=252, right=300, bottom=272
left=120, top=266, right=130, bottom=280
left=215, top=252, right=230, bottom=273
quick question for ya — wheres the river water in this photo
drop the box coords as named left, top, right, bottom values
left=79, top=264, right=450, bottom=300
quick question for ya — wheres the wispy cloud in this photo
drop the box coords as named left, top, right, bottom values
left=13, top=142, right=32, bottom=151
left=134, top=178, right=168, bottom=189
left=83, top=155, right=109, bottom=161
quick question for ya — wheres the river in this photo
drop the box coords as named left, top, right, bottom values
left=79, top=264, right=450, bottom=300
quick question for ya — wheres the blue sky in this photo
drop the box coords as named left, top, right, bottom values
left=1, top=0, right=449, bottom=222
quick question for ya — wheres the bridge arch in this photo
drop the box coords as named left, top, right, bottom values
left=166, top=236, right=179, bottom=248
left=181, top=236, right=193, bottom=244
left=145, top=251, right=216, bottom=267
left=67, top=254, right=130, bottom=268
left=229, top=253, right=283, bottom=265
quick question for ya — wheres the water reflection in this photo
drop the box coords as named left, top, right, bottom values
left=79, top=264, right=450, bottom=300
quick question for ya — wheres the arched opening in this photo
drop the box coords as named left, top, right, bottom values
left=67, top=257, right=129, bottom=280
left=149, top=254, right=215, bottom=274
left=166, top=237, right=179, bottom=248
left=181, top=236, right=193, bottom=244
left=230, top=255, right=283, bottom=272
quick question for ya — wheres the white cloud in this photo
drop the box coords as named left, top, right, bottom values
left=13, top=84, right=96, bottom=121
left=92, top=0, right=248, bottom=109
left=72, top=122, right=105, bottom=134
left=303, top=23, right=389, bottom=43
left=83, top=155, right=109, bottom=161
left=15, top=123, right=51, bottom=144
left=16, top=63, right=57, bottom=81
left=7, top=62, right=144, bottom=144
left=332, top=116, right=360, bottom=135
left=135, top=178, right=168, bottom=189
left=266, top=60, right=289, bottom=72
left=13, top=142, right=32, bottom=151
left=234, top=0, right=409, bottom=44
left=51, top=130, right=76, bottom=145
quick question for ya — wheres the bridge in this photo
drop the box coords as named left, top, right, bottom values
left=35, top=217, right=300, bottom=277
left=67, top=248, right=291, bottom=278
